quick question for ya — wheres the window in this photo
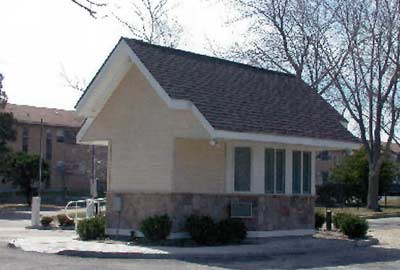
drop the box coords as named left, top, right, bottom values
left=265, top=148, right=286, bottom=194
left=56, top=129, right=65, bottom=143
left=276, top=150, right=286, bottom=193
left=45, top=129, right=52, bottom=160
left=303, top=152, right=312, bottom=194
left=264, top=149, right=275, bottom=193
left=64, top=130, right=76, bottom=144
left=292, top=151, right=302, bottom=194
left=234, top=147, right=251, bottom=192
left=22, top=127, right=29, bottom=152
left=292, top=151, right=312, bottom=194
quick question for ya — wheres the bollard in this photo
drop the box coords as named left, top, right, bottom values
left=86, top=199, right=95, bottom=218
left=31, top=196, right=41, bottom=227
left=326, top=209, right=332, bottom=231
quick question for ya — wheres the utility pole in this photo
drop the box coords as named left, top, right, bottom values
left=31, top=118, right=43, bottom=227
left=91, top=145, right=97, bottom=198
left=38, top=118, right=43, bottom=196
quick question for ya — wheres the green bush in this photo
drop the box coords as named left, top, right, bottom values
left=315, top=211, right=326, bottom=229
left=333, top=212, right=353, bottom=230
left=140, top=214, right=172, bottom=242
left=217, top=218, right=247, bottom=244
left=57, top=214, right=75, bottom=227
left=185, top=215, right=218, bottom=245
left=41, top=216, right=53, bottom=227
left=77, top=215, right=106, bottom=241
left=340, top=215, right=369, bottom=239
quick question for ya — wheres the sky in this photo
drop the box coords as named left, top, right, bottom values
left=0, top=0, right=243, bottom=110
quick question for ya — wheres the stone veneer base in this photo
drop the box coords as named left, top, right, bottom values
left=106, top=192, right=316, bottom=235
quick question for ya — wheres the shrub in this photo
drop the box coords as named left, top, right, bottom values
left=185, top=215, right=218, bottom=245
left=41, top=216, right=53, bottom=227
left=77, top=215, right=106, bottom=241
left=333, top=212, right=353, bottom=230
left=217, top=218, right=247, bottom=244
left=316, top=183, right=345, bottom=207
left=139, top=214, right=172, bottom=242
left=57, top=214, right=75, bottom=227
left=315, top=211, right=326, bottom=229
left=340, top=215, right=369, bottom=239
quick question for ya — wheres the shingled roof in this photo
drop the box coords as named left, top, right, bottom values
left=122, top=38, right=357, bottom=143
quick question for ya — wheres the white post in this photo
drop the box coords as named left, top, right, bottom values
left=31, top=196, right=41, bottom=227
left=86, top=199, right=95, bottom=218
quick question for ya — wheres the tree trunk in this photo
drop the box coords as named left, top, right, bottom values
left=367, top=166, right=381, bottom=211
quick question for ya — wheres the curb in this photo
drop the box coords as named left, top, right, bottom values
left=8, top=236, right=379, bottom=260
left=54, top=238, right=378, bottom=260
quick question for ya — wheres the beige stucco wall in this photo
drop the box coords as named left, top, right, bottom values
left=173, top=138, right=226, bottom=193
left=82, top=65, right=210, bottom=193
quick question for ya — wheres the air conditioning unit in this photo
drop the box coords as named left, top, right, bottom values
left=230, top=202, right=252, bottom=218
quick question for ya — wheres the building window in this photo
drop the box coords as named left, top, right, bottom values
left=292, top=151, right=302, bottom=194
left=64, top=130, right=76, bottom=144
left=234, top=147, right=251, bottom=192
left=22, top=127, right=29, bottom=152
left=265, top=148, right=286, bottom=194
left=56, top=129, right=65, bottom=143
left=303, top=152, right=312, bottom=194
left=45, top=129, right=52, bottom=160
left=292, top=151, right=312, bottom=194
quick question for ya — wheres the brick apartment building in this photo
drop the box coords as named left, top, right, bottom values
left=315, top=150, right=348, bottom=186
left=1, top=104, right=107, bottom=196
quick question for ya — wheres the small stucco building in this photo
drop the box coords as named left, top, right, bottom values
left=76, top=38, right=359, bottom=238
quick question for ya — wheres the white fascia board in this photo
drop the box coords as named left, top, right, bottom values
left=215, top=130, right=360, bottom=150
left=76, top=40, right=132, bottom=117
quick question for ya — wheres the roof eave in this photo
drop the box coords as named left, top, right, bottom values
left=214, top=130, right=360, bottom=150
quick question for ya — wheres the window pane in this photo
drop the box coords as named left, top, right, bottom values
left=264, top=148, right=275, bottom=193
left=292, top=151, right=301, bottom=194
left=303, top=152, right=312, bottom=194
left=56, top=129, right=65, bottom=143
left=46, top=129, right=52, bottom=160
left=276, top=149, right=285, bottom=193
left=22, top=127, right=29, bottom=153
left=234, top=147, right=251, bottom=192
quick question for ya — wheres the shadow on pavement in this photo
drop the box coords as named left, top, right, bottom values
left=184, top=245, right=400, bottom=269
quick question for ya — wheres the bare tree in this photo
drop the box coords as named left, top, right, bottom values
left=325, top=0, right=400, bottom=210
left=70, top=0, right=182, bottom=47
left=65, top=0, right=182, bottom=92
left=70, top=0, right=107, bottom=18
left=219, top=0, right=346, bottom=95
left=222, top=0, right=400, bottom=210
left=112, top=0, right=183, bottom=48
left=60, top=67, right=86, bottom=92
left=0, top=73, right=7, bottom=108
